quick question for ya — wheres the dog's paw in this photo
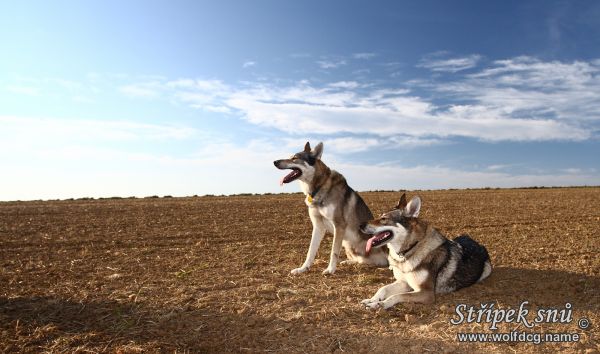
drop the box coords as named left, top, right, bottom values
left=290, top=266, right=309, bottom=275
left=361, top=298, right=376, bottom=305
left=322, top=267, right=336, bottom=275
left=364, top=301, right=383, bottom=310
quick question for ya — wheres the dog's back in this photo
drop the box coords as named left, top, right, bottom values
left=435, top=235, right=492, bottom=294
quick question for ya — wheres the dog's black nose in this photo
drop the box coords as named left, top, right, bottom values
left=273, top=160, right=278, bottom=167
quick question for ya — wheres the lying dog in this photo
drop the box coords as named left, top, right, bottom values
left=360, top=194, right=491, bottom=308
left=274, top=142, right=388, bottom=275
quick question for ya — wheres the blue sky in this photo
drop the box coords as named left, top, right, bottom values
left=1, top=0, right=599, bottom=200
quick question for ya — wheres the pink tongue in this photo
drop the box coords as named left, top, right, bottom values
left=365, top=235, right=377, bottom=255
left=279, top=175, right=285, bottom=186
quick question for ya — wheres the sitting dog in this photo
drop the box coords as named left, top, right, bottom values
left=274, top=142, right=388, bottom=275
left=360, top=194, right=492, bottom=309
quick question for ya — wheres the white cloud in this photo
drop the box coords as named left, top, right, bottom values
left=156, top=79, right=231, bottom=112
left=486, top=164, right=511, bottom=171
left=319, top=136, right=442, bottom=153
left=323, top=137, right=382, bottom=153
left=353, top=52, right=376, bottom=59
left=167, top=79, right=229, bottom=92
left=434, top=56, right=600, bottom=123
left=5, top=59, right=598, bottom=200
left=328, top=81, right=360, bottom=89
left=11, top=57, right=594, bottom=145
left=242, top=60, right=256, bottom=68
left=418, top=54, right=482, bottom=73
left=112, top=58, right=598, bottom=142
left=316, top=59, right=347, bottom=69
left=224, top=84, right=588, bottom=141
left=110, top=56, right=598, bottom=143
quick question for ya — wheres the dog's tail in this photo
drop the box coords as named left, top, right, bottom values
left=478, top=259, right=492, bottom=282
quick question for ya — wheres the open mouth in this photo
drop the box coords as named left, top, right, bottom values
left=366, top=231, right=393, bottom=254
left=279, top=168, right=302, bottom=185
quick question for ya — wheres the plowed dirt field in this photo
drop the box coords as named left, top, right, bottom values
left=1, top=188, right=598, bottom=353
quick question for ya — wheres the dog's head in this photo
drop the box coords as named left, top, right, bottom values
left=360, top=193, right=422, bottom=256
left=273, top=142, right=323, bottom=185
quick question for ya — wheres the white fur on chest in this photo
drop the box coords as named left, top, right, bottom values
left=391, top=266, right=429, bottom=291
left=314, top=203, right=335, bottom=233
left=403, top=268, right=429, bottom=291
left=307, top=201, right=335, bottom=233
left=318, top=203, right=336, bottom=220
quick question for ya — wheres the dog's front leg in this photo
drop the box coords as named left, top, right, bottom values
left=361, top=281, right=411, bottom=309
left=322, top=224, right=345, bottom=275
left=378, top=289, right=435, bottom=309
left=366, top=278, right=435, bottom=309
left=291, top=214, right=326, bottom=275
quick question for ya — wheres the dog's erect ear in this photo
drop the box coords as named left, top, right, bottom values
left=304, top=142, right=311, bottom=153
left=404, top=196, right=421, bottom=217
left=395, top=193, right=407, bottom=209
left=312, top=142, right=324, bottom=159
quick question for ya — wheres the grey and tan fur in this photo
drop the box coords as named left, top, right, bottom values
left=360, top=194, right=492, bottom=309
left=274, top=142, right=388, bottom=275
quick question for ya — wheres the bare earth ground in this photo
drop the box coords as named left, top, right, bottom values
left=0, top=188, right=598, bottom=353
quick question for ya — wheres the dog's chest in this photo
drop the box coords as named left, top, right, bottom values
left=403, top=268, right=430, bottom=291
left=389, top=253, right=417, bottom=278
left=316, top=203, right=336, bottom=220
left=390, top=261, right=429, bottom=290
left=308, top=203, right=336, bottom=233
left=389, top=255, right=408, bottom=277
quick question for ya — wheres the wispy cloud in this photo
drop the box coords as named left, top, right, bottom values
left=242, top=60, right=256, bottom=68
left=433, top=56, right=600, bottom=123
left=316, top=59, right=347, bottom=69
left=486, top=164, right=512, bottom=171
left=352, top=52, right=376, bottom=60
left=11, top=56, right=598, bottom=150
left=322, top=136, right=443, bottom=153
left=222, top=84, right=589, bottom=142
left=113, top=56, right=598, bottom=143
left=328, top=81, right=361, bottom=89
left=418, top=53, right=482, bottom=73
